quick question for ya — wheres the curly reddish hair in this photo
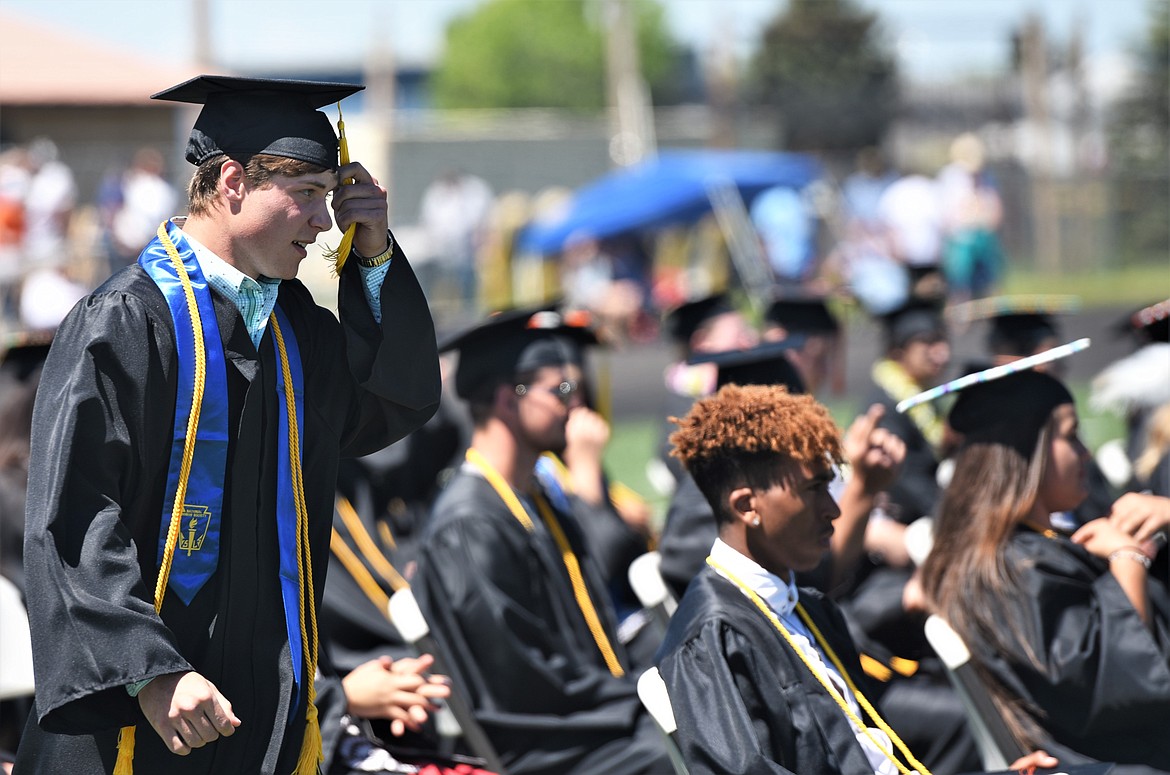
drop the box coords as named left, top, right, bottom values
left=670, top=384, right=844, bottom=524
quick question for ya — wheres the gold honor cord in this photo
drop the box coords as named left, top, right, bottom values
left=335, top=495, right=408, bottom=592
left=324, top=102, right=357, bottom=274
left=270, top=314, right=324, bottom=775
left=705, top=557, right=931, bottom=775
left=465, top=448, right=626, bottom=678
left=114, top=223, right=210, bottom=775
left=330, top=527, right=391, bottom=617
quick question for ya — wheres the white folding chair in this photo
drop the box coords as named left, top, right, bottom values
left=0, top=575, right=35, bottom=700
left=636, top=667, right=689, bottom=775
left=628, top=551, right=678, bottom=631
left=924, top=614, right=1024, bottom=772
left=388, top=587, right=507, bottom=775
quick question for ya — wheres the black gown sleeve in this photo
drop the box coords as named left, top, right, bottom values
left=333, top=245, right=441, bottom=456
left=23, top=290, right=193, bottom=733
left=416, top=514, right=640, bottom=730
left=1011, top=541, right=1170, bottom=739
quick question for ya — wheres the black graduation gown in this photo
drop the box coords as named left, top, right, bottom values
left=321, top=479, right=415, bottom=675
left=656, top=567, right=887, bottom=775
left=17, top=250, right=440, bottom=775
left=412, top=470, right=670, bottom=775
left=965, top=530, right=1170, bottom=772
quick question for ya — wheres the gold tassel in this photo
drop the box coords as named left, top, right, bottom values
left=113, top=724, right=136, bottom=775
left=293, top=693, right=323, bottom=775
left=323, top=102, right=357, bottom=276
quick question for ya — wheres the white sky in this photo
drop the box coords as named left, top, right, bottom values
left=0, top=0, right=1151, bottom=82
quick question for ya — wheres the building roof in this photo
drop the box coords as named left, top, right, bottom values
left=0, top=10, right=203, bottom=105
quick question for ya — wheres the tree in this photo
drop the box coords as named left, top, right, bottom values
left=1109, top=0, right=1169, bottom=170
left=431, top=0, right=676, bottom=110
left=1108, top=0, right=1169, bottom=262
left=748, top=0, right=898, bottom=153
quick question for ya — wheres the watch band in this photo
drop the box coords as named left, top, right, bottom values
left=354, top=231, right=394, bottom=268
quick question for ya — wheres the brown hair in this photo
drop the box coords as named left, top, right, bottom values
left=920, top=413, right=1057, bottom=751
left=670, top=384, right=843, bottom=524
left=186, top=153, right=327, bottom=215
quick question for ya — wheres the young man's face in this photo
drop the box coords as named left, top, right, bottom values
left=896, top=335, right=950, bottom=386
left=744, top=459, right=841, bottom=578
left=232, top=170, right=338, bottom=280
left=514, top=364, right=582, bottom=453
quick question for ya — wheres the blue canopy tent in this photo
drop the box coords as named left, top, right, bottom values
left=518, top=148, right=823, bottom=255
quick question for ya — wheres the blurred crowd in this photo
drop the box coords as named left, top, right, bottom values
left=2, top=122, right=1168, bottom=775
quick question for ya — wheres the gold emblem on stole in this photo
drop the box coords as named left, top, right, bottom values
left=179, top=504, right=212, bottom=556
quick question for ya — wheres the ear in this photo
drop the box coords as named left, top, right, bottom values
left=727, top=486, right=756, bottom=528
left=220, top=158, right=247, bottom=205
left=493, top=381, right=519, bottom=418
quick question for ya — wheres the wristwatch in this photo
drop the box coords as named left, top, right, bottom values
left=353, top=231, right=394, bottom=268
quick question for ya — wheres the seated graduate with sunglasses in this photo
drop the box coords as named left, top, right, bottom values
left=655, top=383, right=1057, bottom=775
left=411, top=308, right=671, bottom=775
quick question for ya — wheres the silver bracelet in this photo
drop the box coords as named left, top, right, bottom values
left=1108, top=548, right=1152, bottom=570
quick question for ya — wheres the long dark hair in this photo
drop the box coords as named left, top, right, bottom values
left=921, top=413, right=1058, bottom=750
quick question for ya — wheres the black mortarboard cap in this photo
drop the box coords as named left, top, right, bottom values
left=440, top=304, right=597, bottom=400
left=691, top=340, right=807, bottom=393
left=1115, top=299, right=1170, bottom=344
left=664, top=293, right=735, bottom=347
left=151, top=75, right=363, bottom=169
left=949, top=295, right=1078, bottom=357
left=987, top=311, right=1060, bottom=356
left=881, top=298, right=947, bottom=351
left=764, top=295, right=839, bottom=335
left=948, top=369, right=1074, bottom=458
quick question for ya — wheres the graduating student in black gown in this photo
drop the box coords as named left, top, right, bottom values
left=17, top=76, right=441, bottom=774
left=412, top=308, right=670, bottom=775
left=922, top=368, right=1170, bottom=774
left=655, top=384, right=1051, bottom=775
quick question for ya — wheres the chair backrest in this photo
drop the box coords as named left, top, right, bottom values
left=636, top=667, right=689, bottom=775
left=0, top=575, right=35, bottom=700
left=628, top=551, right=678, bottom=631
left=388, top=587, right=508, bottom=775
left=923, top=614, right=1023, bottom=772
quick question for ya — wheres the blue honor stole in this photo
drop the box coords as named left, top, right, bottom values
left=271, top=303, right=309, bottom=710
left=142, top=223, right=310, bottom=708
left=140, top=222, right=229, bottom=606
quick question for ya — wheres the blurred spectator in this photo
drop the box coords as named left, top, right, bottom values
left=419, top=170, right=494, bottom=314
left=750, top=184, right=816, bottom=287
left=17, top=258, right=86, bottom=332
left=0, top=148, right=31, bottom=323
left=877, top=169, right=945, bottom=301
left=841, top=146, right=897, bottom=231
left=20, top=138, right=76, bottom=266
left=937, top=133, right=1005, bottom=302
left=560, top=233, right=646, bottom=343
left=105, top=148, right=179, bottom=272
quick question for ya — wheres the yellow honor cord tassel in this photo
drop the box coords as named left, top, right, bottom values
left=294, top=694, right=324, bottom=775
left=324, top=102, right=357, bottom=275
left=113, top=725, right=136, bottom=775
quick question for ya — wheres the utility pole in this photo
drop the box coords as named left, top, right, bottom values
left=192, top=0, right=212, bottom=68
left=363, top=12, right=396, bottom=220
left=603, top=0, right=656, bottom=167
left=1019, top=14, right=1060, bottom=272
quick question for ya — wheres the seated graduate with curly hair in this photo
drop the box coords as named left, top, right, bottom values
left=655, top=384, right=1060, bottom=775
